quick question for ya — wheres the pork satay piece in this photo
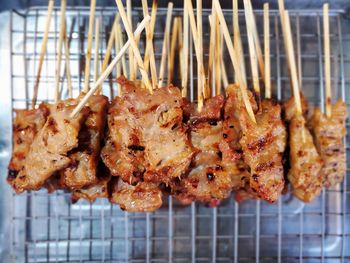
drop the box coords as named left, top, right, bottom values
left=289, top=113, right=323, bottom=202
left=7, top=103, right=49, bottom=185
left=174, top=96, right=235, bottom=206
left=101, top=96, right=147, bottom=185
left=61, top=94, right=108, bottom=189
left=283, top=92, right=309, bottom=122
left=310, top=99, right=347, bottom=188
left=120, top=77, right=195, bottom=186
left=109, top=178, right=162, bottom=212
left=12, top=99, right=89, bottom=193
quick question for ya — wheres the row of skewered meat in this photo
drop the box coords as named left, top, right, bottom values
left=7, top=77, right=347, bottom=212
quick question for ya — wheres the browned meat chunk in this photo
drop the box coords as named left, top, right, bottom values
left=229, top=85, right=286, bottom=203
left=102, top=77, right=195, bottom=186
left=289, top=113, right=323, bottom=202
left=61, top=94, right=109, bottom=189
left=175, top=96, right=234, bottom=205
left=109, top=178, right=162, bottom=212
left=310, top=100, right=347, bottom=188
left=71, top=177, right=110, bottom=203
left=12, top=99, right=89, bottom=193
left=7, top=103, right=49, bottom=185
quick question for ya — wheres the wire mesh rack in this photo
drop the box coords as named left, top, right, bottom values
left=2, top=5, right=350, bottom=263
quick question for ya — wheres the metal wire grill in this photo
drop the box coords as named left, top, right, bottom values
left=5, top=6, right=350, bottom=263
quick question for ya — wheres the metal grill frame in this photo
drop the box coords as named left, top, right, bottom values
left=2, top=5, right=350, bottom=263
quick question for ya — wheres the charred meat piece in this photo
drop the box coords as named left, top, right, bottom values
left=289, top=113, right=323, bottom=202
left=109, top=178, right=162, bottom=212
left=7, top=103, right=49, bottom=185
left=101, top=96, right=146, bottom=185
left=12, top=99, right=89, bottom=193
left=310, top=100, right=347, bottom=188
left=231, top=85, right=286, bottom=203
left=61, top=94, right=109, bottom=189
left=102, top=77, right=195, bottom=186
left=71, top=177, right=110, bottom=203
left=175, top=96, right=234, bottom=205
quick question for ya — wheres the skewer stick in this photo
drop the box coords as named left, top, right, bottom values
left=215, top=15, right=222, bottom=95
left=264, top=3, right=271, bottom=99
left=182, top=2, right=189, bottom=97
left=244, top=0, right=260, bottom=99
left=55, top=0, right=66, bottom=102
left=246, top=0, right=265, bottom=83
left=114, top=21, right=121, bottom=94
left=197, top=0, right=207, bottom=99
left=168, top=18, right=179, bottom=85
left=232, top=0, right=246, bottom=85
left=144, top=0, right=158, bottom=74
left=208, top=14, right=215, bottom=94
left=323, top=3, right=332, bottom=118
left=214, top=0, right=256, bottom=123
left=283, top=11, right=302, bottom=115
left=63, top=21, right=73, bottom=98
left=278, top=0, right=290, bottom=72
left=71, top=16, right=150, bottom=118
left=133, top=23, right=141, bottom=78
left=93, top=18, right=101, bottom=83
left=98, top=14, right=120, bottom=93
left=115, top=0, right=153, bottom=93
left=83, top=0, right=96, bottom=92
left=31, top=0, right=54, bottom=108
left=177, top=19, right=184, bottom=86
left=158, top=2, right=173, bottom=88
left=117, top=22, right=128, bottom=78
left=186, top=0, right=205, bottom=111
left=126, top=0, right=135, bottom=80
left=220, top=31, right=229, bottom=89
left=142, top=0, right=158, bottom=89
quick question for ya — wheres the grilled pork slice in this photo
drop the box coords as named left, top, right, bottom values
left=175, top=96, right=235, bottom=205
left=310, top=100, right=347, bottom=188
left=110, top=178, right=162, bottom=212
left=230, top=84, right=286, bottom=203
left=289, top=113, right=323, bottom=202
left=101, top=96, right=147, bottom=185
left=12, top=99, right=89, bottom=193
left=61, top=94, right=108, bottom=189
left=7, top=103, right=49, bottom=185
left=102, top=77, right=195, bottom=186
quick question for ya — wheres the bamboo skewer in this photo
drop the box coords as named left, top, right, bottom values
left=83, top=0, right=96, bottom=92
left=214, top=0, right=256, bottom=123
left=264, top=3, right=271, bottom=99
left=117, top=22, right=128, bottom=78
left=323, top=3, right=332, bottom=118
left=177, top=18, right=184, bottom=85
left=133, top=22, right=142, bottom=77
left=185, top=0, right=205, bottom=111
left=244, top=0, right=260, bottom=100
left=246, top=0, right=265, bottom=83
left=220, top=31, right=229, bottom=89
left=215, top=15, right=222, bottom=95
left=93, top=18, right=101, bottom=83
left=142, top=0, right=158, bottom=89
left=55, top=0, right=67, bottom=102
left=127, top=0, right=135, bottom=80
left=144, top=0, right=158, bottom=73
left=98, top=14, right=120, bottom=93
left=114, top=21, right=121, bottom=94
left=283, top=11, right=302, bottom=116
left=233, top=0, right=246, bottom=85
left=63, top=21, right=73, bottom=98
left=71, top=16, right=150, bottom=118
left=168, top=17, right=179, bottom=85
left=182, top=2, right=189, bottom=97
left=31, top=0, right=54, bottom=108
left=158, top=2, right=173, bottom=88
left=115, top=0, right=153, bottom=93
left=208, top=14, right=215, bottom=94
left=197, top=0, right=207, bottom=99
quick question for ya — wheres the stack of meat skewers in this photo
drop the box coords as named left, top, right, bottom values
left=7, top=0, right=348, bottom=212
